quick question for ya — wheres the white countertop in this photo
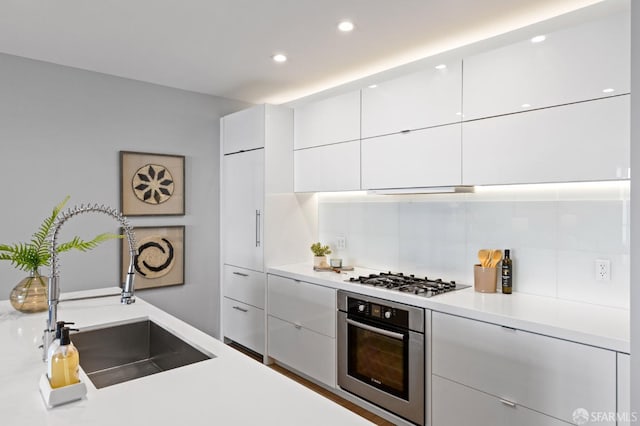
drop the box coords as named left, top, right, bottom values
left=267, top=263, right=630, bottom=353
left=0, top=288, right=372, bottom=426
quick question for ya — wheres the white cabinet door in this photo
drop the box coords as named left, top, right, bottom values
left=294, top=91, right=360, bottom=149
left=222, top=149, right=264, bottom=272
left=267, top=315, right=336, bottom=388
left=362, top=61, right=462, bottom=138
left=361, top=124, right=461, bottom=189
left=223, top=265, right=265, bottom=309
left=294, top=141, right=360, bottom=192
left=432, top=375, right=571, bottom=426
left=462, top=95, right=630, bottom=185
left=267, top=275, right=336, bottom=337
left=222, top=297, right=264, bottom=355
left=463, top=9, right=629, bottom=120
left=222, top=105, right=265, bottom=154
left=432, top=312, right=616, bottom=424
left=618, top=353, right=631, bottom=426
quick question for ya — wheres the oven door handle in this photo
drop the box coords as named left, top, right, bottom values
left=346, top=318, right=405, bottom=340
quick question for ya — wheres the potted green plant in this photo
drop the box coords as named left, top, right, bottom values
left=310, top=242, right=332, bottom=269
left=0, top=196, right=122, bottom=313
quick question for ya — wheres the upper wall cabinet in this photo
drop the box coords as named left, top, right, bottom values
left=361, top=61, right=462, bottom=138
left=462, top=95, right=630, bottom=185
left=294, top=141, right=360, bottom=192
left=222, top=105, right=266, bottom=154
left=294, top=91, right=360, bottom=149
left=463, top=8, right=630, bottom=120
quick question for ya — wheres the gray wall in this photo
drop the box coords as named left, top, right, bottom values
left=632, top=0, right=639, bottom=416
left=0, top=53, right=248, bottom=337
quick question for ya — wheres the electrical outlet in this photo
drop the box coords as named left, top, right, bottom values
left=336, top=235, right=346, bottom=250
left=595, top=259, right=610, bottom=282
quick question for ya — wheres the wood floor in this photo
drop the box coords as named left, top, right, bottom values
left=228, top=343, right=396, bottom=425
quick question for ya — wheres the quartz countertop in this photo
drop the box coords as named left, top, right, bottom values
left=0, top=288, right=372, bottom=426
left=267, top=263, right=630, bottom=353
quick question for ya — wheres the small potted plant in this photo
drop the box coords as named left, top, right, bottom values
left=0, top=196, right=122, bottom=313
left=310, top=242, right=332, bottom=269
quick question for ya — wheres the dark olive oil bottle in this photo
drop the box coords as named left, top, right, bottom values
left=501, top=249, right=513, bottom=294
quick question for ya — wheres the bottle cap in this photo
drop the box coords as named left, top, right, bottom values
left=55, top=321, right=75, bottom=339
left=505, top=249, right=510, bottom=256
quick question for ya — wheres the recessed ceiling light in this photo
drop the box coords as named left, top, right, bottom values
left=531, top=35, right=546, bottom=43
left=603, top=88, right=615, bottom=93
left=435, top=64, right=447, bottom=70
left=338, top=21, right=354, bottom=32
left=368, top=84, right=378, bottom=89
left=272, top=54, right=287, bottom=63
left=521, top=103, right=531, bottom=108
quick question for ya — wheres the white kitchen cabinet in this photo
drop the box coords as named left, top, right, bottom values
left=294, top=140, right=360, bottom=192
left=223, top=265, right=265, bottom=309
left=361, top=124, right=461, bottom=189
left=432, top=312, right=616, bottom=424
left=361, top=61, right=462, bottom=138
left=432, top=375, right=571, bottom=426
left=294, top=90, right=360, bottom=149
left=222, top=104, right=266, bottom=154
left=221, top=104, right=317, bottom=356
left=463, top=7, right=630, bottom=120
left=267, top=274, right=337, bottom=387
left=222, top=297, right=264, bottom=355
left=462, top=95, right=630, bottom=185
left=223, top=148, right=264, bottom=272
left=618, top=353, right=631, bottom=426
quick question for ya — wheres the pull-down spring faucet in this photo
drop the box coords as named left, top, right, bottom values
left=42, top=203, right=137, bottom=360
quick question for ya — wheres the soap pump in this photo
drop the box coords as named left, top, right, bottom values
left=48, top=327, right=80, bottom=389
left=46, top=321, right=74, bottom=368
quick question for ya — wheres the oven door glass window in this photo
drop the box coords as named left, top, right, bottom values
left=346, top=318, right=409, bottom=400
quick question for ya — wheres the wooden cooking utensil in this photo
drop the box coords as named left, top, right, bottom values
left=477, top=249, right=490, bottom=267
left=490, top=250, right=503, bottom=268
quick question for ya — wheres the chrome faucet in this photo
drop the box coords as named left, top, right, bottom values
left=42, top=203, right=137, bottom=360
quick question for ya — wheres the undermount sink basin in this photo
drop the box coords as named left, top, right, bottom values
left=72, top=320, right=213, bottom=389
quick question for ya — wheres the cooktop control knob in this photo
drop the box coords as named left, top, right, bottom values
left=358, top=303, right=366, bottom=312
left=384, top=310, right=392, bottom=319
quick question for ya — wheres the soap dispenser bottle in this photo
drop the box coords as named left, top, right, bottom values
left=49, top=327, right=80, bottom=388
left=47, top=321, right=74, bottom=372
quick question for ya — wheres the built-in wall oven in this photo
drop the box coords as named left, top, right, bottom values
left=337, top=290, right=425, bottom=425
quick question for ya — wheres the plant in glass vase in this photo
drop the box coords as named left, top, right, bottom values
left=0, top=196, right=121, bottom=313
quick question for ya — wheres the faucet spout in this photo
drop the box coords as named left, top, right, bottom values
left=43, top=203, right=137, bottom=360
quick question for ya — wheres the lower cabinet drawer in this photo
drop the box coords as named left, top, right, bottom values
left=267, top=315, right=336, bottom=388
left=432, top=375, right=571, bottom=426
left=432, top=312, right=616, bottom=423
left=223, top=297, right=264, bottom=355
left=223, top=265, right=265, bottom=309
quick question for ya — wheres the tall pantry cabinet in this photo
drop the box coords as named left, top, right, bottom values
left=220, top=104, right=316, bottom=359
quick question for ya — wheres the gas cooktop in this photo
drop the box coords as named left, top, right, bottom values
left=347, top=272, right=470, bottom=297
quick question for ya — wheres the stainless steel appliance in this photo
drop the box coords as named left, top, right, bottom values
left=338, top=290, right=425, bottom=425
left=347, top=271, right=470, bottom=297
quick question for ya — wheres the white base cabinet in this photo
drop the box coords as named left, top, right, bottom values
left=267, top=274, right=336, bottom=388
left=222, top=297, right=264, bottom=355
left=618, top=353, right=631, bottom=426
left=432, top=312, right=616, bottom=425
left=432, top=375, right=570, bottom=426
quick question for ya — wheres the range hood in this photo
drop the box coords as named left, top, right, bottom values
left=366, top=186, right=474, bottom=195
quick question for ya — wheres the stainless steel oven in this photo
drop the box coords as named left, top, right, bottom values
left=338, top=290, right=425, bottom=425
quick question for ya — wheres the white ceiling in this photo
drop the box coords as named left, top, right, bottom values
left=0, top=0, right=603, bottom=105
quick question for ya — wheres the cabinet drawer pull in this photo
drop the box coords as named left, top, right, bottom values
left=293, top=322, right=302, bottom=329
left=255, top=210, right=261, bottom=247
left=501, top=325, right=517, bottom=332
left=401, top=129, right=411, bottom=134
left=499, top=398, right=516, bottom=408
left=232, top=306, right=249, bottom=313
left=233, top=272, right=249, bottom=277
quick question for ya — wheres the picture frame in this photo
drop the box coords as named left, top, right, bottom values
left=121, top=225, right=185, bottom=290
left=120, top=151, right=185, bottom=216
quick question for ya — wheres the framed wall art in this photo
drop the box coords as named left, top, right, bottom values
left=121, top=225, right=185, bottom=290
left=120, top=151, right=185, bottom=216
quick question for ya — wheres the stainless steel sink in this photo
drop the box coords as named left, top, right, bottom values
left=72, top=320, right=213, bottom=389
